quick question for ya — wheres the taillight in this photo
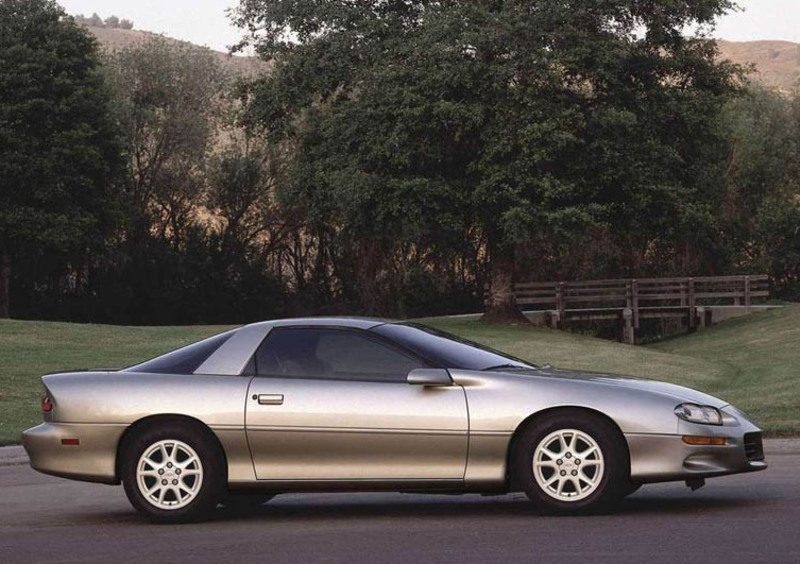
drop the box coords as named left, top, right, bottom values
left=42, top=393, right=53, bottom=413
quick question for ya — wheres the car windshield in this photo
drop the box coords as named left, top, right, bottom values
left=371, top=322, right=536, bottom=371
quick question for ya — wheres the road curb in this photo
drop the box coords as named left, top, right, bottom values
left=1, top=438, right=798, bottom=468
left=763, top=438, right=800, bottom=455
left=0, top=445, right=28, bottom=467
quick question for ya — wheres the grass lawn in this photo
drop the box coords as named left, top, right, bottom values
left=1, top=306, right=798, bottom=445
left=424, top=306, right=800, bottom=436
left=0, top=321, right=231, bottom=446
left=647, top=306, right=800, bottom=436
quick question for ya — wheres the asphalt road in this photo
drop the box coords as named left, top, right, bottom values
left=1, top=456, right=799, bottom=564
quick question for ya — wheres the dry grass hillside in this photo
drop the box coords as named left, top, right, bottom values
left=88, top=26, right=269, bottom=77
left=718, top=40, right=800, bottom=92
left=88, top=27, right=800, bottom=92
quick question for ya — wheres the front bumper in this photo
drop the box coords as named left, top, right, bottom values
left=627, top=414, right=767, bottom=484
left=22, top=422, right=126, bottom=484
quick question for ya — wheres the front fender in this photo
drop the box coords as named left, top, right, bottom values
left=452, top=370, right=711, bottom=487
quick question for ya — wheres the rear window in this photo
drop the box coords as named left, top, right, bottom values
left=125, top=330, right=235, bottom=375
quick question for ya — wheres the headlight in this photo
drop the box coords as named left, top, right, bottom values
left=674, top=403, right=723, bottom=426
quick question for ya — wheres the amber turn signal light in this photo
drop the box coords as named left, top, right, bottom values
left=682, top=436, right=726, bottom=446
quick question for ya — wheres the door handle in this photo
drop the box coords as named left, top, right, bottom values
left=257, top=394, right=284, bottom=406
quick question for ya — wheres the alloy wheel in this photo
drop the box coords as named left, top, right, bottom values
left=532, top=428, right=605, bottom=502
left=136, top=439, right=204, bottom=510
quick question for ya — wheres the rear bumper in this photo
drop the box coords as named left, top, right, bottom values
left=627, top=426, right=767, bottom=484
left=22, top=422, right=126, bottom=484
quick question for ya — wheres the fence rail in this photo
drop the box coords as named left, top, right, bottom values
left=501, top=275, right=769, bottom=344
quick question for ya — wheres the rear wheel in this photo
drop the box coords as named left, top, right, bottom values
left=513, top=411, right=628, bottom=513
left=121, top=422, right=224, bottom=523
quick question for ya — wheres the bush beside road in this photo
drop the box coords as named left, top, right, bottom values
left=1, top=305, right=798, bottom=445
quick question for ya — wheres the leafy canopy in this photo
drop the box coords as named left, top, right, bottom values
left=103, top=37, right=228, bottom=244
left=235, top=0, right=739, bottom=258
left=0, top=0, right=123, bottom=256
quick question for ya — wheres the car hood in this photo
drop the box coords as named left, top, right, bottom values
left=510, top=367, right=728, bottom=408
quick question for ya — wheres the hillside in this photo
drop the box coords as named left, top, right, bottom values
left=718, top=40, right=800, bottom=92
left=85, top=26, right=800, bottom=91
left=88, top=26, right=269, bottom=77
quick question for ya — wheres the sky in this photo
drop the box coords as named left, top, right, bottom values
left=58, top=0, right=800, bottom=54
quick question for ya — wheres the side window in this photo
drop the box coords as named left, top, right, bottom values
left=254, top=328, right=424, bottom=383
left=125, top=330, right=235, bottom=375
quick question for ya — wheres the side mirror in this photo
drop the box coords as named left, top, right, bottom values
left=407, top=368, right=453, bottom=387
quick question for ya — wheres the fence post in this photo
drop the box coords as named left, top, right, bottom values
left=632, top=279, right=640, bottom=329
left=744, top=275, right=751, bottom=308
left=626, top=281, right=632, bottom=311
left=681, top=278, right=687, bottom=307
left=623, top=308, right=635, bottom=345
left=687, top=277, right=696, bottom=329
left=556, top=282, right=565, bottom=328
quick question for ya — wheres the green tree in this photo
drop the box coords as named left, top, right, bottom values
left=207, top=141, right=283, bottom=258
left=720, top=87, right=800, bottom=295
left=234, top=0, right=741, bottom=320
left=88, top=12, right=103, bottom=28
left=104, top=37, right=228, bottom=247
left=0, top=0, right=123, bottom=318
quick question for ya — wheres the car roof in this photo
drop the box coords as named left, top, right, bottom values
left=243, top=317, right=396, bottom=331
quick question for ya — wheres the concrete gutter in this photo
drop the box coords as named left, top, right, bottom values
left=0, top=445, right=28, bottom=467
left=762, top=438, right=800, bottom=455
left=1, top=439, right=798, bottom=468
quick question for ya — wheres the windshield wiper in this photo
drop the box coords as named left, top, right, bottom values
left=481, top=363, right=535, bottom=372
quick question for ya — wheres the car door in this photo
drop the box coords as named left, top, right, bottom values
left=245, top=327, right=469, bottom=482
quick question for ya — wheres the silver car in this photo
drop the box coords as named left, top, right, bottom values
left=22, top=317, right=766, bottom=523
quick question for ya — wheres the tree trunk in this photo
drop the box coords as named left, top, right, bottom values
left=483, top=242, right=528, bottom=324
left=356, top=239, right=384, bottom=315
left=0, top=251, right=10, bottom=319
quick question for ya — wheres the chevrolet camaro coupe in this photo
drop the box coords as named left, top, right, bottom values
left=23, top=318, right=766, bottom=523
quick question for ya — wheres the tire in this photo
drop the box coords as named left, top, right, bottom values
left=513, top=410, right=628, bottom=514
left=221, top=493, right=276, bottom=511
left=121, top=422, right=224, bottom=523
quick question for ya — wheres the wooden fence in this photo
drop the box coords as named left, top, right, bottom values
left=509, top=275, right=770, bottom=344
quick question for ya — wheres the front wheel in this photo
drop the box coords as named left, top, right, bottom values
left=121, top=422, right=224, bottom=523
left=513, top=411, right=628, bottom=513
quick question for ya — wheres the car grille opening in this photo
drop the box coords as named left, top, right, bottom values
left=743, top=432, right=765, bottom=462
